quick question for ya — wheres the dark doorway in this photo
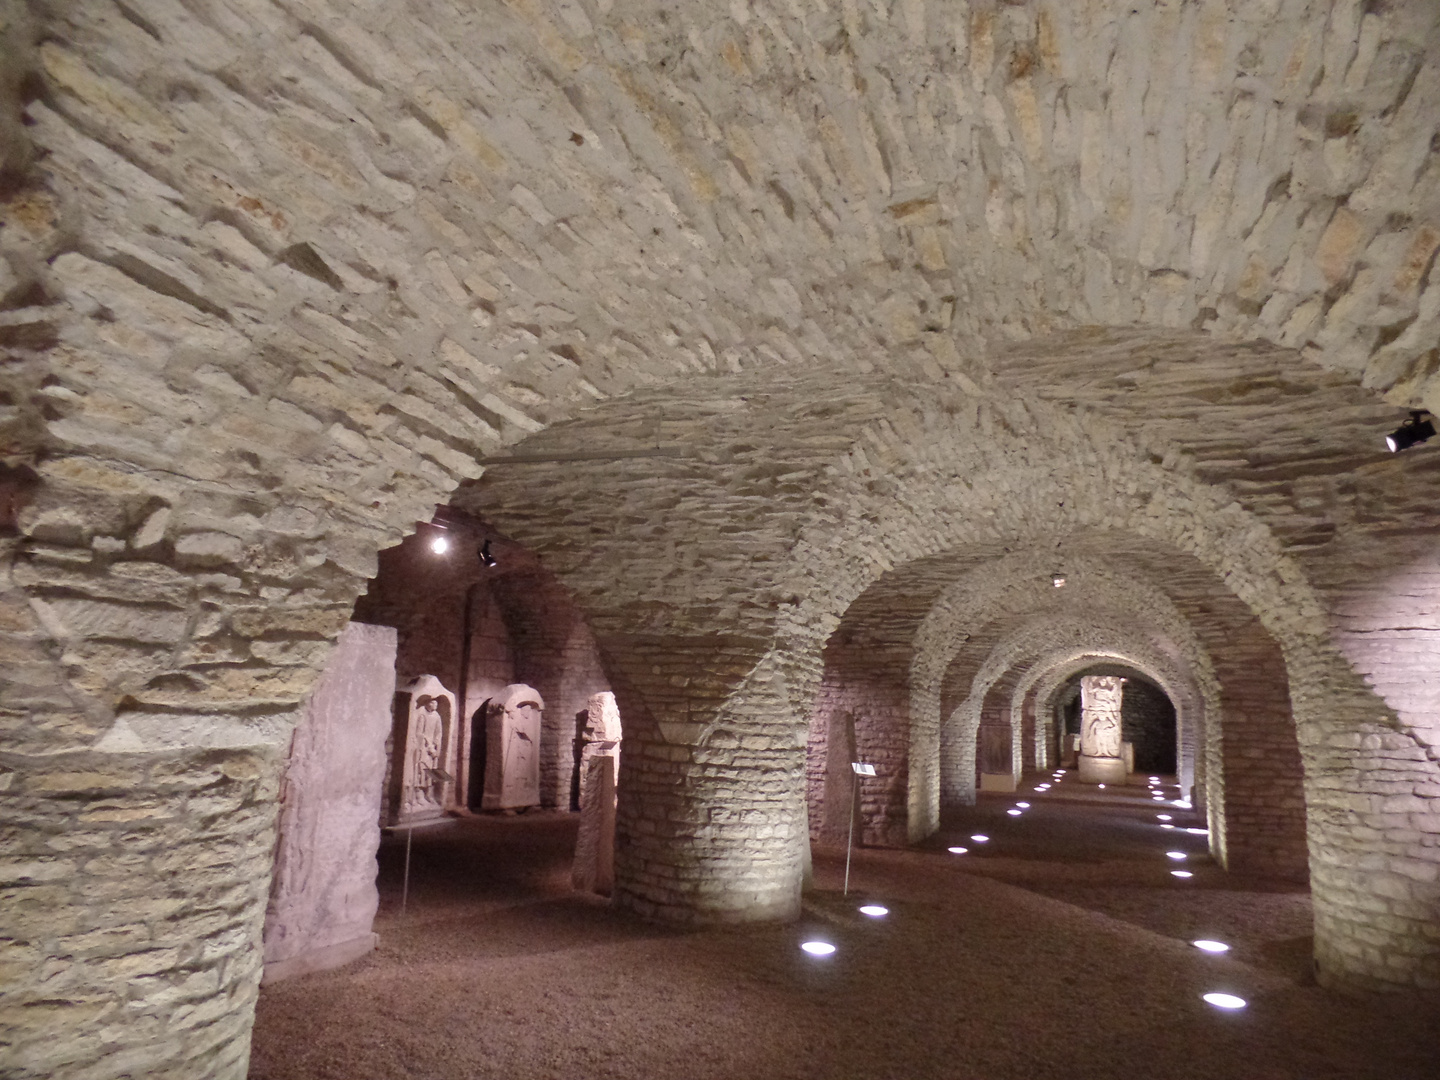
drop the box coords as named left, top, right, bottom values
left=468, top=700, right=491, bottom=810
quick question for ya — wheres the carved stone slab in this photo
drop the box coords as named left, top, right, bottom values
left=263, top=622, right=397, bottom=983
left=388, top=674, right=457, bottom=825
left=482, top=683, right=544, bottom=810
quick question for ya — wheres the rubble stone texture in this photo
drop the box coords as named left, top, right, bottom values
left=261, top=621, right=396, bottom=984
left=2, top=1, right=1440, bottom=1077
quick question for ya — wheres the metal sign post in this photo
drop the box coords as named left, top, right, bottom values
left=401, top=826, right=413, bottom=916
left=844, top=762, right=876, bottom=896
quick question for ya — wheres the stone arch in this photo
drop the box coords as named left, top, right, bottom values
left=938, top=613, right=1205, bottom=808
left=4, top=4, right=1440, bottom=1071
left=1022, top=647, right=1212, bottom=803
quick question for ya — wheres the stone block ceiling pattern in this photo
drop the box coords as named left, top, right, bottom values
left=2, top=3, right=1440, bottom=1078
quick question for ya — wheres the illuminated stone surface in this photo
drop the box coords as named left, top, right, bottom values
left=2, top=2, right=1440, bottom=1075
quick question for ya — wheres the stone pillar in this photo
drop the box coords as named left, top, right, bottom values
left=1078, top=675, right=1128, bottom=784
left=262, top=622, right=397, bottom=984
left=572, top=755, right=616, bottom=895
left=603, top=635, right=815, bottom=925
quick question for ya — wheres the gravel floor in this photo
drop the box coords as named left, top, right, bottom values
left=249, top=773, right=1440, bottom=1080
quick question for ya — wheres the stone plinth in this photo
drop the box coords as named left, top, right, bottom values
left=263, top=622, right=398, bottom=984
left=1078, top=675, right=1127, bottom=785
left=386, top=675, right=457, bottom=826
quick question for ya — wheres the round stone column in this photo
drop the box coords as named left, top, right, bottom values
left=1078, top=674, right=1129, bottom=784
left=602, top=636, right=810, bottom=924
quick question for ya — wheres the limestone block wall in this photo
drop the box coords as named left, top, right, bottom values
left=1, top=745, right=283, bottom=1079
left=1118, top=677, right=1177, bottom=776
left=262, top=621, right=396, bottom=983
left=806, top=647, right=910, bottom=848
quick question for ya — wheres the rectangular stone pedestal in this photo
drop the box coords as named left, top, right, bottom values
left=1078, top=754, right=1127, bottom=784
left=979, top=772, right=1018, bottom=792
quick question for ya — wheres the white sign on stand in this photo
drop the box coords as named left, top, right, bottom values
left=845, top=762, right=875, bottom=893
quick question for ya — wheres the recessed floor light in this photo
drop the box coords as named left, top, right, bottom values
left=1166, top=851, right=1187, bottom=861
left=971, top=834, right=989, bottom=843
left=801, top=941, right=836, bottom=957
left=858, top=905, right=888, bottom=917
left=1192, top=940, right=1230, bottom=953
left=1202, top=992, right=1246, bottom=1010
left=947, top=846, right=968, bottom=854
left=1171, top=870, right=1193, bottom=879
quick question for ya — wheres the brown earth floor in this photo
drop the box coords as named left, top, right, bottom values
left=249, top=772, right=1440, bottom=1080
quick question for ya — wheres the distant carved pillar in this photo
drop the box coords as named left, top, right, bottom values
left=1078, top=675, right=1128, bottom=784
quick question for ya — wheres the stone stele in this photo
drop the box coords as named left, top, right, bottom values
left=482, top=684, right=544, bottom=811
left=262, top=622, right=397, bottom=984
left=388, top=674, right=457, bottom=825
left=1078, top=675, right=1128, bottom=784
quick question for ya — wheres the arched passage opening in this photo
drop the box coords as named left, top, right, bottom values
left=1050, top=665, right=1177, bottom=777
left=258, top=508, right=624, bottom=985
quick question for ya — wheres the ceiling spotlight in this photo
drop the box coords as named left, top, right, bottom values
left=970, top=834, right=989, bottom=843
left=430, top=534, right=450, bottom=554
left=800, top=941, right=836, bottom=957
left=1160, top=823, right=1175, bottom=829
left=1016, top=802, right=1030, bottom=809
left=1051, top=573, right=1067, bottom=588
left=1385, top=410, right=1435, bottom=453
left=1171, top=870, right=1193, bottom=879
left=1192, top=940, right=1230, bottom=953
left=1166, top=851, right=1187, bottom=861
left=1007, top=808, right=1022, bottom=816
left=478, top=538, right=498, bottom=567
left=947, top=846, right=968, bottom=855
left=1156, top=814, right=1172, bottom=821
left=858, top=904, right=889, bottom=917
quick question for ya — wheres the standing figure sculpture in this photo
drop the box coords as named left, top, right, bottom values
left=387, top=675, right=456, bottom=826
left=408, top=696, right=445, bottom=809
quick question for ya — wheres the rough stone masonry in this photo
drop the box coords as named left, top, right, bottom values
left=2, top=2, right=1440, bottom=1078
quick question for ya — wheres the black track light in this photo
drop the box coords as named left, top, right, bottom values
left=1385, top=411, right=1435, bottom=453
left=478, top=539, right=498, bottom=568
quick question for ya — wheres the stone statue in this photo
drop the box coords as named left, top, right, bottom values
left=408, top=696, right=445, bottom=809
left=1078, top=674, right=1127, bottom=784
left=387, top=674, right=456, bottom=825
left=482, top=683, right=544, bottom=810
left=573, top=691, right=622, bottom=894
left=576, top=691, right=621, bottom=811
